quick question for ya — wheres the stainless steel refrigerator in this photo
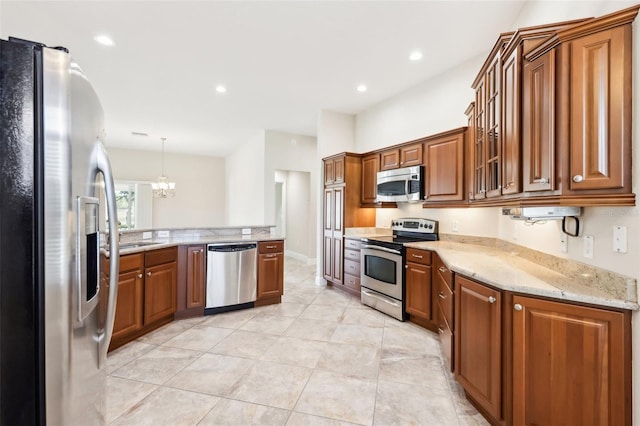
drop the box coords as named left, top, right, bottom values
left=0, top=37, right=120, bottom=425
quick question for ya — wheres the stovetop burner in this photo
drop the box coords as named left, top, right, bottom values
left=363, top=218, right=439, bottom=249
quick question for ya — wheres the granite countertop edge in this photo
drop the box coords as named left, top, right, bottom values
left=103, top=235, right=285, bottom=258
left=404, top=241, right=638, bottom=311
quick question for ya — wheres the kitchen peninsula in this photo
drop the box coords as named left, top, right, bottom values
left=102, top=226, right=285, bottom=350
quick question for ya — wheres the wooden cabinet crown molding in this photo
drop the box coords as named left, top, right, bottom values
left=526, top=4, right=640, bottom=60
left=471, top=32, right=514, bottom=88
left=502, top=18, right=591, bottom=58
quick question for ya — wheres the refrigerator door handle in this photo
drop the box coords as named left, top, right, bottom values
left=95, top=140, right=119, bottom=364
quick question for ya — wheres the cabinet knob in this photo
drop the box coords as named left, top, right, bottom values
left=423, top=195, right=428, bottom=200
left=438, top=266, right=447, bottom=273
left=488, top=296, right=497, bottom=304
left=138, top=273, right=143, bottom=279
left=438, top=326, right=445, bottom=333
left=572, top=175, right=584, bottom=183
left=533, top=177, right=548, bottom=184
left=438, top=292, right=446, bottom=300
left=411, top=254, right=423, bottom=259
left=514, top=303, right=523, bottom=311
left=147, top=271, right=152, bottom=277
left=404, top=265, right=408, bottom=269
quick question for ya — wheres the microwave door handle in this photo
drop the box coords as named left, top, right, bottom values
left=406, top=178, right=411, bottom=201
left=361, top=244, right=402, bottom=255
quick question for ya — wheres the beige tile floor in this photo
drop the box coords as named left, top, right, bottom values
left=107, top=257, right=489, bottom=426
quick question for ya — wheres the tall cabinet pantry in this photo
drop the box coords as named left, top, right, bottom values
left=323, top=153, right=375, bottom=294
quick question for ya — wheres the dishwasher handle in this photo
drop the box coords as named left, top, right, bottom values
left=208, top=243, right=257, bottom=252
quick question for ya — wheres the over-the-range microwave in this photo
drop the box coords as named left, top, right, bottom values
left=376, top=165, right=424, bottom=203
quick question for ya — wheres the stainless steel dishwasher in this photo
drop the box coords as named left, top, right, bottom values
left=205, top=242, right=257, bottom=313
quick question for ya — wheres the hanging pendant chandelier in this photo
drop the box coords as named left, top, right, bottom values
left=151, top=137, right=176, bottom=198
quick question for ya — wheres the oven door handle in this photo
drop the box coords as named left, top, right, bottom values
left=361, top=245, right=401, bottom=255
left=362, top=288, right=401, bottom=307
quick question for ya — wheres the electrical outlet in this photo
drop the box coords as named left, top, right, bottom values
left=513, top=222, right=518, bottom=240
left=452, top=220, right=459, bottom=233
left=583, top=235, right=594, bottom=259
left=613, top=225, right=627, bottom=253
left=157, top=230, right=170, bottom=238
left=242, top=228, right=251, bottom=235
left=142, top=231, right=152, bottom=240
left=560, top=233, right=568, bottom=253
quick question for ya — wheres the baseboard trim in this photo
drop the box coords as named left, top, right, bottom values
left=284, top=250, right=315, bottom=265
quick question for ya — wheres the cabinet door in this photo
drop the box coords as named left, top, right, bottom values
left=112, top=270, right=144, bottom=340
left=144, top=262, right=177, bottom=324
left=186, top=246, right=205, bottom=309
left=512, top=295, right=630, bottom=426
left=333, top=157, right=345, bottom=184
left=465, top=103, right=476, bottom=201
left=569, top=26, right=630, bottom=191
left=484, top=54, right=502, bottom=198
left=399, top=143, right=423, bottom=167
left=361, top=154, right=379, bottom=204
left=501, top=47, right=521, bottom=195
left=380, top=149, right=400, bottom=170
left=258, top=252, right=284, bottom=299
left=424, top=133, right=465, bottom=201
left=455, top=276, right=502, bottom=421
left=324, top=159, right=335, bottom=185
left=523, top=50, right=555, bottom=192
left=323, top=188, right=333, bottom=280
left=405, top=262, right=432, bottom=320
left=473, top=81, right=487, bottom=199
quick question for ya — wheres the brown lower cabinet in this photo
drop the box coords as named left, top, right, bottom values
left=512, top=295, right=632, bottom=426
left=455, top=275, right=503, bottom=422
left=256, top=240, right=284, bottom=306
left=175, top=245, right=206, bottom=319
left=404, top=248, right=433, bottom=326
left=454, top=274, right=632, bottom=426
left=108, top=247, right=178, bottom=351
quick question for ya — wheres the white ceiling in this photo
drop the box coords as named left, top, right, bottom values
left=1, top=1, right=527, bottom=157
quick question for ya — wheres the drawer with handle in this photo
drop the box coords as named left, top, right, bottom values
left=406, top=248, right=432, bottom=266
left=437, top=273, right=454, bottom=328
left=344, top=249, right=360, bottom=262
left=343, top=273, right=361, bottom=291
left=258, top=240, right=284, bottom=254
left=435, top=254, right=453, bottom=290
left=344, top=259, right=361, bottom=276
left=344, top=238, right=362, bottom=250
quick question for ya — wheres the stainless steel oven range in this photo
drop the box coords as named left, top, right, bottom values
left=360, top=218, right=438, bottom=321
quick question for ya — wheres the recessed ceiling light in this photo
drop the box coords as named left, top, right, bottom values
left=357, top=84, right=367, bottom=93
left=409, top=50, right=423, bottom=61
left=94, top=35, right=115, bottom=46
left=215, top=85, right=227, bottom=93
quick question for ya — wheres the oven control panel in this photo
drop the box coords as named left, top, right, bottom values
left=391, top=218, right=438, bottom=234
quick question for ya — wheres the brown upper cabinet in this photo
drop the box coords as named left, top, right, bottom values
left=380, top=143, right=423, bottom=171
left=470, top=33, right=513, bottom=200
left=466, top=6, right=637, bottom=206
left=361, top=153, right=380, bottom=205
left=324, top=155, right=345, bottom=185
left=423, top=128, right=466, bottom=203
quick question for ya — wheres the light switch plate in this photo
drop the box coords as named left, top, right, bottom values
left=613, top=225, right=627, bottom=253
left=142, top=231, right=152, bottom=239
left=452, top=220, right=459, bottom=232
left=583, top=235, right=594, bottom=259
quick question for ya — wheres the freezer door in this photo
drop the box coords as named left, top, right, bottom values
left=43, top=47, right=119, bottom=426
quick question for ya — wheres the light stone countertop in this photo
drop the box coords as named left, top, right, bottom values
left=104, top=234, right=285, bottom=257
left=344, top=227, right=393, bottom=239
left=405, top=240, right=638, bottom=311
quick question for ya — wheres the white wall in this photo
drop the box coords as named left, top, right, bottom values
left=284, top=171, right=314, bottom=259
left=352, top=2, right=640, bottom=423
left=355, top=54, right=482, bottom=153
left=107, top=147, right=226, bottom=228
left=225, top=131, right=266, bottom=226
